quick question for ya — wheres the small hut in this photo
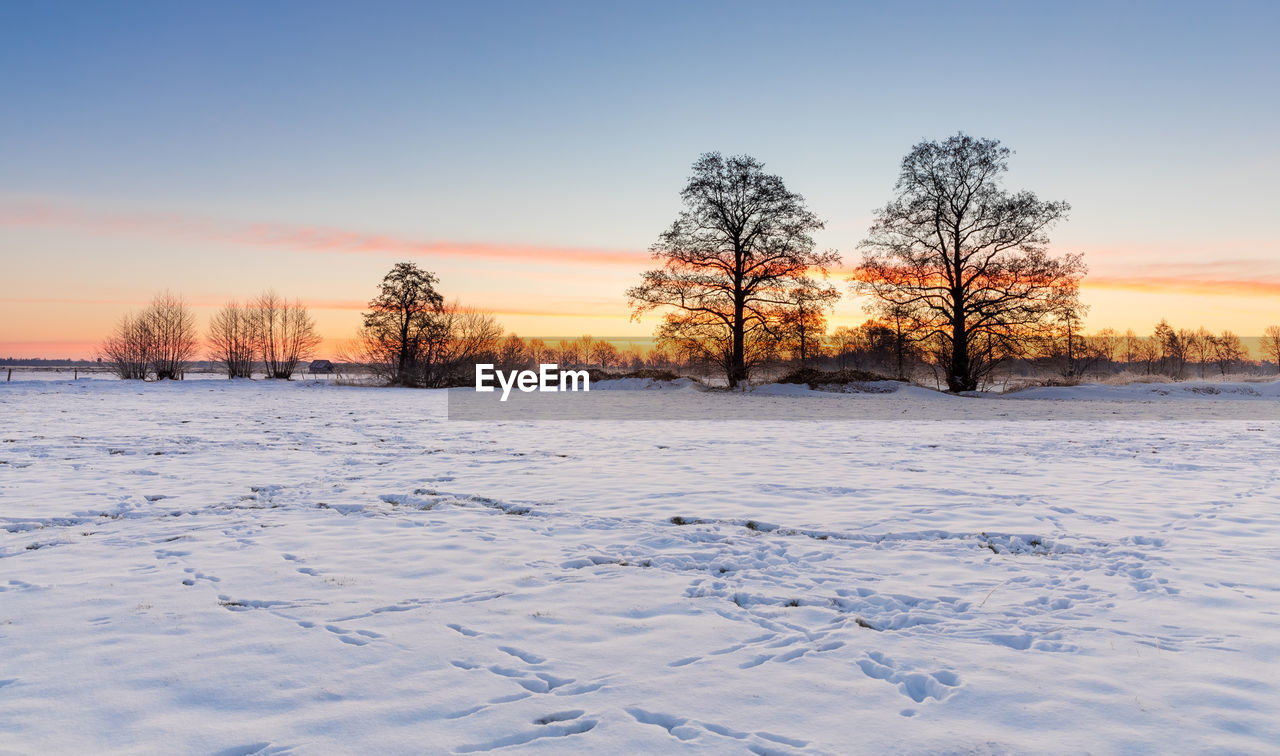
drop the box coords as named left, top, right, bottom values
left=308, top=359, right=334, bottom=377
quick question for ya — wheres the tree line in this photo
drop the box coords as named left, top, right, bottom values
left=791, top=318, right=1279, bottom=384
left=98, top=132, right=1280, bottom=388
left=98, top=271, right=1280, bottom=385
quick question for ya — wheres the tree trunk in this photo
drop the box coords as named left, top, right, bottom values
left=397, top=311, right=411, bottom=385
left=949, top=320, right=971, bottom=392
left=730, top=296, right=745, bottom=388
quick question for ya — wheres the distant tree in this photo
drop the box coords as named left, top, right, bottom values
left=1262, top=325, right=1280, bottom=373
left=146, top=291, right=198, bottom=380
left=495, top=333, right=529, bottom=371
left=589, top=340, right=620, bottom=368
left=526, top=337, right=551, bottom=366
left=355, top=262, right=446, bottom=385
left=254, top=291, right=322, bottom=380
left=577, top=335, right=595, bottom=365
left=827, top=326, right=862, bottom=370
left=1154, top=320, right=1186, bottom=377
left=1091, top=328, right=1119, bottom=367
left=1121, top=329, right=1141, bottom=368
left=628, top=152, right=839, bottom=387
left=1134, top=335, right=1160, bottom=375
left=1048, top=310, right=1110, bottom=379
left=777, top=285, right=837, bottom=365
left=419, top=304, right=503, bottom=387
left=100, top=312, right=154, bottom=380
left=646, top=345, right=675, bottom=369
left=1183, top=327, right=1213, bottom=378
left=101, top=291, right=197, bottom=380
left=860, top=301, right=920, bottom=380
left=556, top=339, right=582, bottom=367
left=1211, top=331, right=1246, bottom=375
left=208, top=300, right=256, bottom=378
left=622, top=346, right=646, bottom=370
left=853, top=134, right=1084, bottom=392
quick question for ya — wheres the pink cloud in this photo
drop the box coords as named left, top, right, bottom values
left=0, top=199, right=651, bottom=268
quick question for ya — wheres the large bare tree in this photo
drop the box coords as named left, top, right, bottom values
left=208, top=300, right=256, bottom=378
left=854, top=134, right=1085, bottom=391
left=628, top=153, right=840, bottom=387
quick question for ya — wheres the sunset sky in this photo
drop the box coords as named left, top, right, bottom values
left=2, top=1, right=1278, bottom=359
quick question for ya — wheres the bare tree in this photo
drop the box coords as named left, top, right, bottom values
left=419, top=304, right=503, bottom=387
left=577, top=335, right=595, bottom=365
left=495, top=333, right=529, bottom=371
left=628, top=153, right=840, bottom=387
left=253, top=291, right=322, bottom=380
left=853, top=134, right=1085, bottom=392
left=589, top=339, right=620, bottom=368
left=1211, top=331, right=1246, bottom=375
left=826, top=326, right=862, bottom=370
left=646, top=345, right=674, bottom=369
left=556, top=339, right=582, bottom=367
left=622, top=346, right=645, bottom=370
left=1121, top=329, right=1141, bottom=368
left=1182, top=327, right=1211, bottom=378
left=146, top=291, right=198, bottom=380
left=1154, top=320, right=1186, bottom=378
left=777, top=284, right=837, bottom=366
left=1262, top=325, right=1280, bottom=374
left=526, top=337, right=551, bottom=366
left=1135, top=336, right=1160, bottom=375
left=208, top=300, right=256, bottom=378
left=100, top=312, right=154, bottom=380
left=862, top=299, right=925, bottom=380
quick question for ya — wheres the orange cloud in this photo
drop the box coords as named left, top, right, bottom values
left=0, top=199, right=651, bottom=268
left=1085, top=276, right=1280, bottom=298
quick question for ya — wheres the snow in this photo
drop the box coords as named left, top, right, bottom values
left=2, top=378, right=1279, bottom=753
left=591, top=376, right=703, bottom=391
left=995, top=379, right=1280, bottom=401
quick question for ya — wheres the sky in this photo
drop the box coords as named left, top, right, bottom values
left=1, top=0, right=1278, bottom=359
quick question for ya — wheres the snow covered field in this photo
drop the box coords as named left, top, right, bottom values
left=2, top=378, right=1279, bottom=754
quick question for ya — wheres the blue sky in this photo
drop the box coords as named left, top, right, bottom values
left=2, top=1, right=1278, bottom=356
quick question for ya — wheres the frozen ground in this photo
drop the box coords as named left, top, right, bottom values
left=2, top=378, right=1279, bottom=754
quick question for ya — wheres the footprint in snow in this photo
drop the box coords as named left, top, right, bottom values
left=497, top=646, right=545, bottom=664
left=856, top=651, right=960, bottom=703
left=454, top=714, right=598, bottom=753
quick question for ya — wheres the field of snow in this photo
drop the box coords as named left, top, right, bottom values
left=3, top=378, right=1279, bottom=753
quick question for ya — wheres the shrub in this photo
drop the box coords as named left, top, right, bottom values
left=585, top=368, right=682, bottom=383
left=776, top=367, right=891, bottom=388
